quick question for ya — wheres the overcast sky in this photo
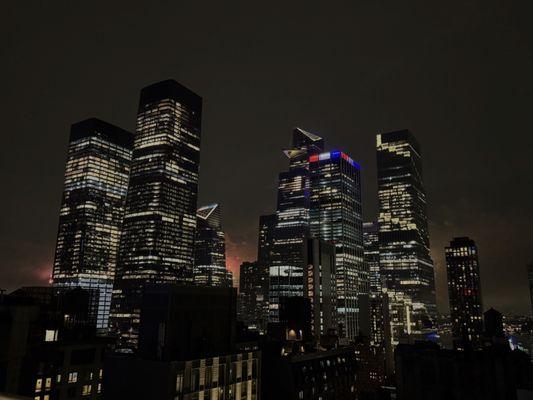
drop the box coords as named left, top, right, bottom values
left=2, top=1, right=532, bottom=314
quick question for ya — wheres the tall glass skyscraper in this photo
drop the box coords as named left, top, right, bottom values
left=110, top=80, right=202, bottom=349
left=377, top=130, right=436, bottom=338
left=193, top=203, right=232, bottom=288
left=269, top=128, right=324, bottom=322
left=445, top=237, right=483, bottom=348
left=53, top=118, right=133, bottom=330
left=309, top=151, right=366, bottom=340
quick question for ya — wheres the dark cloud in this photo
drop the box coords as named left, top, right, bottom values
left=1, top=1, right=532, bottom=314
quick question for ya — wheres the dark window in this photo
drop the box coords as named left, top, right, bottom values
left=70, top=348, right=96, bottom=365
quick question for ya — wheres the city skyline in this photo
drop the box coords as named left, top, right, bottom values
left=2, top=2, right=533, bottom=315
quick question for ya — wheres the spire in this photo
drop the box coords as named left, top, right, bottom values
left=293, top=127, right=323, bottom=143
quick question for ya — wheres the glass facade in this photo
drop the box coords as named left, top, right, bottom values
left=309, top=151, right=366, bottom=340
left=194, top=204, right=232, bottom=288
left=377, top=130, right=436, bottom=340
left=52, top=118, right=133, bottom=330
left=110, top=80, right=202, bottom=349
left=445, top=237, right=483, bottom=347
left=269, top=128, right=324, bottom=322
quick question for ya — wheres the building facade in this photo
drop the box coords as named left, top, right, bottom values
left=363, top=221, right=390, bottom=352
left=269, top=128, right=324, bottom=322
left=309, top=150, right=366, bottom=340
left=52, top=118, right=133, bottom=330
left=105, top=352, right=260, bottom=400
left=303, top=238, right=336, bottom=338
left=193, top=204, right=232, bottom=288
left=258, top=214, right=276, bottom=267
left=527, top=263, right=533, bottom=316
left=262, top=344, right=358, bottom=400
left=0, top=287, right=108, bottom=400
left=445, top=237, right=483, bottom=348
left=238, top=261, right=269, bottom=333
left=395, top=341, right=533, bottom=400
left=110, top=80, right=202, bottom=349
left=377, top=130, right=436, bottom=339
left=105, top=284, right=260, bottom=400
left=363, top=221, right=381, bottom=297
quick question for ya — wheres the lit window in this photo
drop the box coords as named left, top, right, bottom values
left=82, top=385, right=92, bottom=396
left=44, top=330, right=58, bottom=342
left=45, top=377, right=52, bottom=390
left=68, top=372, right=78, bottom=383
left=35, top=378, right=43, bottom=392
left=176, top=374, right=183, bottom=392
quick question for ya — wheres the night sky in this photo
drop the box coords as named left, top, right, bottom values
left=2, top=1, right=533, bottom=314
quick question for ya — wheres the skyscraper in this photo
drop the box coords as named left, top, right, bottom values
left=238, top=261, right=269, bottom=333
left=363, top=222, right=381, bottom=297
left=445, top=237, right=483, bottom=348
left=193, top=204, right=232, bottom=288
left=52, top=118, right=133, bottom=330
left=377, top=129, right=436, bottom=338
left=110, top=79, right=202, bottom=349
left=237, top=214, right=275, bottom=332
left=269, top=128, right=324, bottom=322
left=364, top=221, right=391, bottom=356
left=303, top=238, right=336, bottom=338
left=309, top=150, right=366, bottom=340
left=527, top=262, right=533, bottom=316
left=258, top=213, right=277, bottom=266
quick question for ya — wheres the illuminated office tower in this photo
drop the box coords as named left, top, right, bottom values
left=110, top=80, right=202, bottom=349
left=309, top=151, right=366, bottom=340
left=53, top=118, right=133, bottom=330
left=445, top=237, right=483, bottom=348
left=193, top=204, right=232, bottom=288
left=377, top=130, right=436, bottom=338
left=269, top=128, right=324, bottom=322
left=364, top=222, right=381, bottom=296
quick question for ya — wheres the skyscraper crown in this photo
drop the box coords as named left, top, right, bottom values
left=197, top=204, right=222, bottom=228
left=70, top=118, right=134, bottom=148
left=139, top=79, right=203, bottom=114
left=292, top=127, right=324, bottom=151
